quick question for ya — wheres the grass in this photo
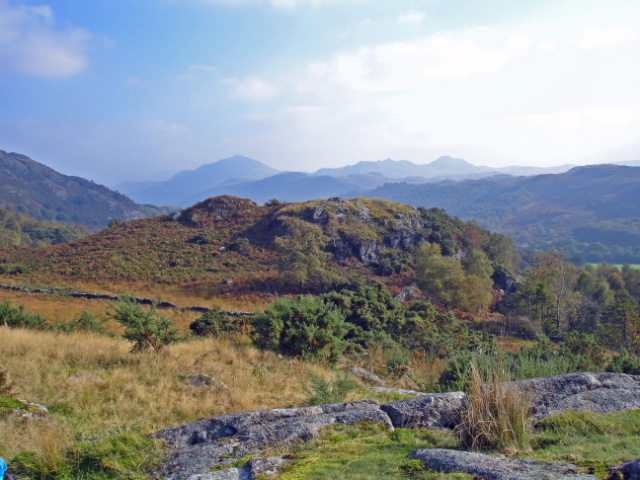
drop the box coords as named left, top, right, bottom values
left=276, top=423, right=468, bottom=480
left=0, top=326, right=338, bottom=472
left=270, top=410, right=640, bottom=480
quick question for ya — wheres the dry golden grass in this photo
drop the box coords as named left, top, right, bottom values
left=459, top=361, right=531, bottom=452
left=0, top=326, right=334, bottom=461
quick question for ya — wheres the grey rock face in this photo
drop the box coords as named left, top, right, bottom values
left=185, top=457, right=285, bottom=480
left=409, top=448, right=595, bottom=480
left=349, top=367, right=385, bottom=386
left=612, top=458, right=640, bottom=480
left=365, top=387, right=427, bottom=397
left=153, top=400, right=393, bottom=479
left=380, top=392, right=465, bottom=428
left=514, top=372, right=640, bottom=419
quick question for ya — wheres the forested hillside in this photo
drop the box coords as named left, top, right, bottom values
left=363, top=164, right=640, bottom=263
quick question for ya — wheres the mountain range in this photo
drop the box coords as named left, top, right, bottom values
left=0, top=149, right=171, bottom=231
left=116, top=155, right=578, bottom=207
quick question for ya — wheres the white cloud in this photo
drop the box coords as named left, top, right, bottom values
left=0, top=0, right=92, bottom=77
left=581, top=27, right=640, bottom=50
left=196, top=0, right=343, bottom=8
left=225, top=76, right=280, bottom=102
left=397, top=9, right=425, bottom=25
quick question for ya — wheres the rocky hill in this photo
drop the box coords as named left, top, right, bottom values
left=0, top=195, right=510, bottom=291
left=0, top=149, right=171, bottom=231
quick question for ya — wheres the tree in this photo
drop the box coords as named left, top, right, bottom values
left=273, top=216, right=333, bottom=288
left=108, top=299, right=179, bottom=352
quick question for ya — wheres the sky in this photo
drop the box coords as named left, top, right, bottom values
left=0, top=0, right=639, bottom=185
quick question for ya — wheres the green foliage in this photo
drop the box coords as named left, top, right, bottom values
left=228, top=237, right=250, bottom=251
left=189, top=307, right=236, bottom=337
left=273, top=216, right=333, bottom=288
left=301, top=369, right=358, bottom=406
left=54, top=311, right=109, bottom=335
left=608, top=350, right=640, bottom=375
left=0, top=299, right=49, bottom=330
left=0, top=206, right=90, bottom=248
left=416, top=243, right=493, bottom=312
left=251, top=296, right=348, bottom=363
left=438, top=333, right=607, bottom=392
left=108, top=298, right=179, bottom=352
left=11, top=432, right=160, bottom=480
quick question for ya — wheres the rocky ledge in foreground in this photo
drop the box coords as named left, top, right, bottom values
left=151, top=400, right=393, bottom=480
left=409, top=449, right=596, bottom=480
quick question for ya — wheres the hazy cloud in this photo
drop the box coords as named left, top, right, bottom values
left=397, top=9, right=425, bottom=25
left=580, top=27, right=640, bottom=50
left=0, top=0, right=92, bottom=77
left=225, top=76, right=280, bottom=102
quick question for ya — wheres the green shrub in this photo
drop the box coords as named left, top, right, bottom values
left=608, top=350, right=640, bottom=375
left=251, top=296, right=348, bottom=363
left=54, top=311, right=108, bottom=334
left=301, top=369, right=358, bottom=406
left=189, top=308, right=236, bottom=337
left=108, top=298, right=179, bottom=352
left=0, top=299, right=49, bottom=330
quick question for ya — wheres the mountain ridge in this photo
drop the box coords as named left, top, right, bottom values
left=0, top=149, right=169, bottom=232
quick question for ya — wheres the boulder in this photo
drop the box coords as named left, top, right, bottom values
left=612, top=459, right=640, bottom=480
left=152, top=400, right=393, bottom=479
left=380, top=392, right=465, bottom=428
left=514, top=372, right=640, bottom=420
left=409, top=448, right=595, bottom=480
left=349, top=367, right=385, bottom=387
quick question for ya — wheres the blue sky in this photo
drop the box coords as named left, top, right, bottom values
left=0, top=0, right=639, bottom=185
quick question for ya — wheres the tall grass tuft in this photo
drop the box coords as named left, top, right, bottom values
left=459, top=359, right=531, bottom=452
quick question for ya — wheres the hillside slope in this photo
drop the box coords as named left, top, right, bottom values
left=362, top=164, right=640, bottom=262
left=0, top=149, right=170, bottom=231
left=0, top=196, right=511, bottom=292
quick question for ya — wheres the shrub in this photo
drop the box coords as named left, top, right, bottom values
left=189, top=308, right=236, bottom=337
left=251, top=296, right=348, bottom=363
left=608, top=350, right=640, bottom=375
left=0, top=299, right=48, bottom=330
left=54, top=311, right=108, bottom=334
left=459, top=360, right=531, bottom=451
left=108, top=299, right=179, bottom=352
left=301, top=369, right=358, bottom=406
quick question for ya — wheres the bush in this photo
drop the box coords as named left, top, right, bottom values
left=189, top=308, right=236, bottom=337
left=108, top=299, right=179, bottom=352
left=608, top=350, right=640, bottom=375
left=301, top=369, right=358, bottom=406
left=0, top=299, right=48, bottom=330
left=251, top=296, right=348, bottom=363
left=459, top=361, right=531, bottom=451
left=54, top=311, right=108, bottom=334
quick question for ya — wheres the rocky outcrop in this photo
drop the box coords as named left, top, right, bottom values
left=409, top=449, right=595, bottom=480
left=380, top=392, right=466, bottom=429
left=515, top=371, right=640, bottom=420
left=348, top=367, right=385, bottom=387
left=152, top=400, right=393, bottom=480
